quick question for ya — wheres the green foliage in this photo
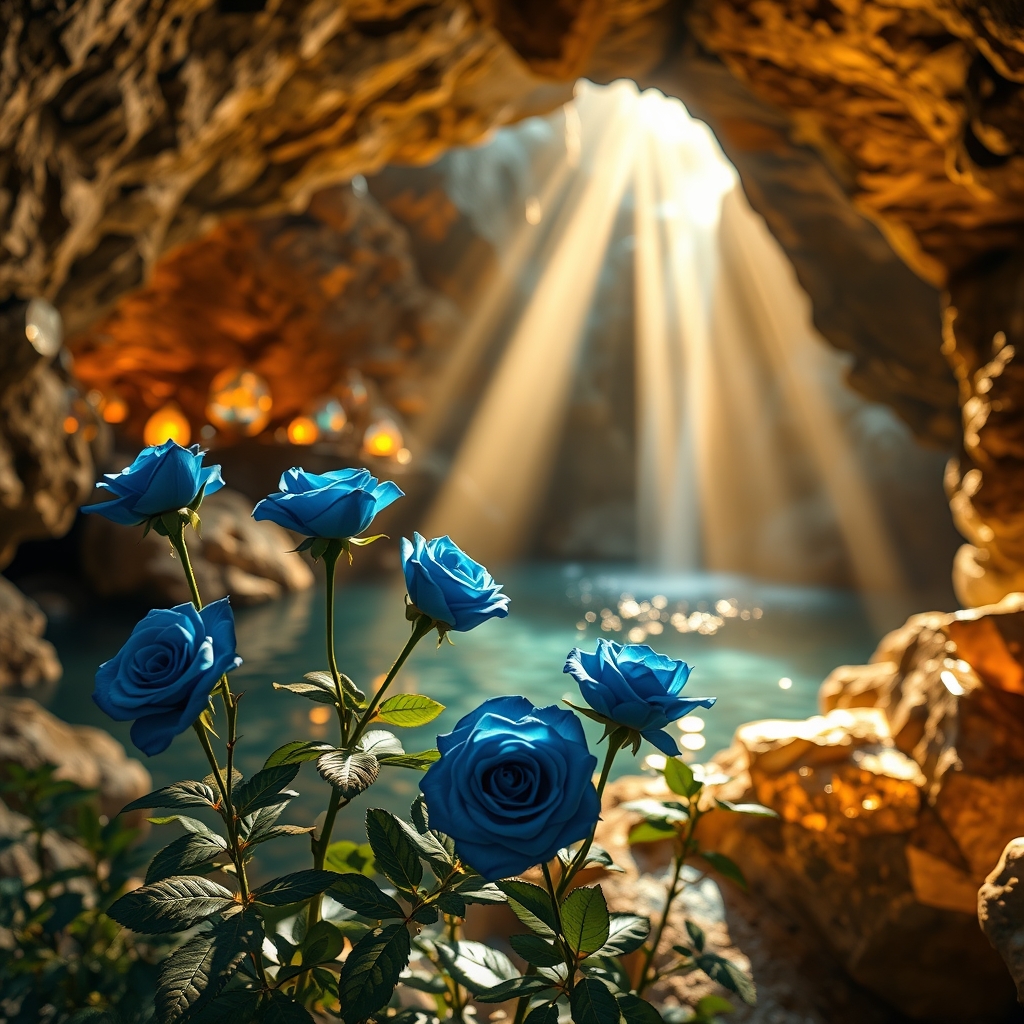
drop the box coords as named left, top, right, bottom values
left=375, top=694, right=445, bottom=728
left=0, top=765, right=163, bottom=1023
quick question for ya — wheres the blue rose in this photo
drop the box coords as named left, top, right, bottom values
left=420, top=696, right=600, bottom=880
left=563, top=639, right=715, bottom=756
left=401, top=533, right=509, bottom=632
left=94, top=599, right=242, bottom=756
left=252, top=467, right=403, bottom=539
left=82, top=440, right=224, bottom=526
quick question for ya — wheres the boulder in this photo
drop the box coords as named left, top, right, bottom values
left=0, top=696, right=150, bottom=821
left=690, top=594, right=1024, bottom=1021
left=81, top=486, right=314, bottom=607
left=979, top=837, right=1024, bottom=1004
left=0, top=575, right=61, bottom=691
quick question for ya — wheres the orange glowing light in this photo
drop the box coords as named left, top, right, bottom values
left=102, top=396, right=129, bottom=424
left=362, top=419, right=402, bottom=458
left=206, top=368, right=272, bottom=436
left=287, top=416, right=319, bottom=446
left=63, top=416, right=79, bottom=434
left=308, top=707, right=331, bottom=725
left=144, top=405, right=191, bottom=447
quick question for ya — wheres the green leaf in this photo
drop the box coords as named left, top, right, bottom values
left=394, top=817, right=454, bottom=876
left=259, top=990, right=316, bottom=1022
left=437, top=891, right=467, bottom=916
left=317, top=751, right=380, bottom=798
left=524, top=1005, right=560, bottom=1024
left=410, top=795, right=430, bottom=833
left=146, top=831, right=228, bottom=884
left=474, top=975, right=554, bottom=1003
left=327, top=874, right=404, bottom=919
left=108, top=876, right=236, bottom=933
left=365, top=808, right=423, bottom=892
left=300, top=920, right=346, bottom=966
left=182, top=989, right=261, bottom=1024
left=339, top=921, right=411, bottom=1021
left=273, top=681, right=339, bottom=705
left=620, top=799, right=689, bottom=824
left=496, top=879, right=557, bottom=937
left=359, top=730, right=405, bottom=757
left=377, top=750, right=441, bottom=770
left=715, top=799, right=779, bottom=818
left=400, top=969, right=448, bottom=994
left=305, top=669, right=365, bottom=704
left=147, top=814, right=214, bottom=835
left=694, top=953, right=756, bottom=1006
left=245, top=804, right=314, bottom=849
left=435, top=940, right=518, bottom=993
left=580, top=955, right=630, bottom=993
left=571, top=978, right=622, bottom=1024
left=583, top=844, right=625, bottom=873
left=695, top=995, right=734, bottom=1017
left=697, top=851, right=747, bottom=890
left=252, top=870, right=339, bottom=907
left=628, top=821, right=678, bottom=845
left=664, top=758, right=702, bottom=799
left=685, top=919, right=706, bottom=953
left=509, top=933, right=565, bottom=967
left=155, top=909, right=260, bottom=1024
left=615, top=993, right=664, bottom=1024
left=561, top=886, right=610, bottom=956
left=376, top=694, right=445, bottom=728
left=455, top=876, right=506, bottom=904
left=233, top=765, right=300, bottom=816
left=264, top=740, right=335, bottom=769
left=597, top=913, right=650, bottom=956
left=121, top=781, right=218, bottom=813
left=324, top=840, right=375, bottom=876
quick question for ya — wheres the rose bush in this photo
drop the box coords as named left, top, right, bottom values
left=252, top=467, right=403, bottom=539
left=93, top=598, right=241, bottom=755
left=564, top=638, right=716, bottom=754
left=419, top=696, right=600, bottom=880
left=82, top=439, right=224, bottom=526
left=402, top=532, right=510, bottom=632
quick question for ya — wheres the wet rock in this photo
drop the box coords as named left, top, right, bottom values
left=690, top=594, right=1024, bottom=1020
left=81, top=486, right=314, bottom=607
left=0, top=697, right=150, bottom=821
left=0, top=576, right=61, bottom=691
left=979, top=836, right=1024, bottom=1004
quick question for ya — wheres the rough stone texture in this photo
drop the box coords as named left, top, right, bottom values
left=685, top=593, right=1024, bottom=1021
left=0, top=795, right=94, bottom=888
left=0, top=696, right=150, bottom=822
left=68, top=186, right=462, bottom=445
left=0, top=0, right=668, bottom=336
left=0, top=324, right=94, bottom=570
left=979, top=836, right=1024, bottom=1004
left=81, top=485, right=314, bottom=606
left=0, top=575, right=61, bottom=691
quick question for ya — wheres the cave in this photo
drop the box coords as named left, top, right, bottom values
left=6, top=0, right=1024, bottom=1021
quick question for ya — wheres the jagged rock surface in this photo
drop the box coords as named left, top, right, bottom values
left=688, top=594, right=1024, bottom=1020
left=0, top=575, right=61, bottom=691
left=978, top=836, right=1024, bottom=1004
left=81, top=486, right=314, bottom=606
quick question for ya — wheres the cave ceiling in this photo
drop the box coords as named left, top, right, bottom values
left=8, top=0, right=1024, bottom=448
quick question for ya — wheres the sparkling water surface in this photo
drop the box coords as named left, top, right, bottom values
left=44, top=565, right=889, bottom=880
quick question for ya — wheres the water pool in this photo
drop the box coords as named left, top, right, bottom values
left=43, top=565, right=906, bottom=878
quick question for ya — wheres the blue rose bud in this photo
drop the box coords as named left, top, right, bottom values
left=82, top=440, right=224, bottom=526
left=252, top=467, right=403, bottom=539
left=421, top=696, right=600, bottom=881
left=563, top=639, right=715, bottom=755
left=401, top=533, right=509, bottom=632
left=93, top=598, right=242, bottom=756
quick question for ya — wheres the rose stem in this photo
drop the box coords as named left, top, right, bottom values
left=321, top=542, right=351, bottom=744
left=542, top=860, right=575, bottom=999
left=635, top=810, right=698, bottom=997
left=348, top=613, right=433, bottom=748
left=172, top=519, right=266, bottom=988
left=556, top=730, right=627, bottom=899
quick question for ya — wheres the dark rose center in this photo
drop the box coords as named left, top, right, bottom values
left=484, top=759, right=536, bottom=803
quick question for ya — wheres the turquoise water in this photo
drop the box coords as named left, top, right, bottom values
left=44, top=565, right=887, bottom=880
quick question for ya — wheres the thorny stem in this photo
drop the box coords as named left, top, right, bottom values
left=349, top=614, right=433, bottom=748
left=322, top=544, right=351, bottom=744
left=557, top=733, right=626, bottom=899
left=542, top=861, right=575, bottom=999
left=636, top=813, right=698, bottom=998
left=168, top=519, right=203, bottom=611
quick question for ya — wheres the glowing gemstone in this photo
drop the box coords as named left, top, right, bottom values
left=144, top=405, right=191, bottom=446
left=206, top=368, right=272, bottom=436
